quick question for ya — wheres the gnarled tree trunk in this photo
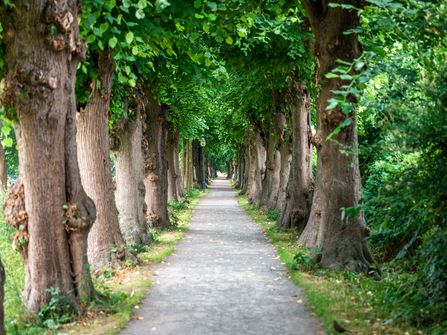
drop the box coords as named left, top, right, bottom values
left=77, top=52, right=130, bottom=269
left=111, top=104, right=150, bottom=245
left=142, top=95, right=170, bottom=229
left=303, top=0, right=376, bottom=271
left=278, top=83, right=313, bottom=231
left=0, top=0, right=96, bottom=312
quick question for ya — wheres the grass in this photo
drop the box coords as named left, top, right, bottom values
left=237, top=194, right=425, bottom=335
left=0, top=187, right=207, bottom=335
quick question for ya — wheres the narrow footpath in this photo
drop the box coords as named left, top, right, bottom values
left=121, top=178, right=322, bottom=335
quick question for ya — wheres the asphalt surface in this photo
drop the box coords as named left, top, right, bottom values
left=121, top=178, right=322, bottom=335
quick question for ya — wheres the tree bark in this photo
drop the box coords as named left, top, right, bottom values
left=142, top=95, right=170, bottom=229
left=77, top=52, right=130, bottom=269
left=0, top=257, right=5, bottom=335
left=0, top=0, right=96, bottom=312
left=303, top=0, right=376, bottom=271
left=167, top=121, right=183, bottom=201
left=278, top=83, right=313, bottom=231
left=111, top=104, right=150, bottom=245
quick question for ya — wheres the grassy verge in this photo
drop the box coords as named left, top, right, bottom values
left=0, top=187, right=207, bottom=335
left=237, top=194, right=425, bottom=335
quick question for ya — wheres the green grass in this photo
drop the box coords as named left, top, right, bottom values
left=237, top=194, right=425, bottom=335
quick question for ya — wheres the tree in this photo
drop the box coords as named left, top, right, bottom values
left=302, top=0, right=376, bottom=271
left=278, top=81, right=313, bottom=231
left=0, top=0, right=96, bottom=311
left=142, top=93, right=170, bottom=229
left=111, top=97, right=150, bottom=245
left=77, top=52, right=131, bottom=268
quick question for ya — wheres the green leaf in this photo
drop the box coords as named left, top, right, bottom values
left=207, top=1, right=217, bottom=10
left=2, top=137, right=13, bottom=148
left=132, top=45, right=139, bottom=55
left=100, top=22, right=109, bottom=34
left=128, top=78, right=136, bottom=87
left=86, top=34, right=96, bottom=44
left=326, top=100, right=339, bottom=110
left=125, top=31, right=134, bottom=44
left=108, top=37, right=118, bottom=48
left=225, top=36, right=233, bottom=45
left=135, top=9, right=145, bottom=19
left=325, top=73, right=339, bottom=79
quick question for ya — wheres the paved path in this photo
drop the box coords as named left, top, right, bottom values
left=121, top=178, right=322, bottom=335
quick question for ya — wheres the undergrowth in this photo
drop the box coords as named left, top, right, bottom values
left=237, top=194, right=443, bottom=335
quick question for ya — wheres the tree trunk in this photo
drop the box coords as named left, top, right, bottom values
left=260, top=104, right=287, bottom=209
left=0, top=257, right=5, bottom=335
left=260, top=127, right=279, bottom=208
left=111, top=105, right=150, bottom=245
left=275, top=138, right=292, bottom=211
left=173, top=132, right=184, bottom=198
left=167, top=121, right=182, bottom=201
left=192, top=140, right=200, bottom=187
left=77, top=52, right=131, bottom=269
left=0, top=1, right=96, bottom=312
left=226, top=161, right=233, bottom=180
left=278, top=83, right=313, bottom=231
left=303, top=0, right=376, bottom=271
left=240, top=144, right=249, bottom=194
left=246, top=131, right=265, bottom=205
left=182, top=139, right=194, bottom=192
left=142, top=95, right=170, bottom=229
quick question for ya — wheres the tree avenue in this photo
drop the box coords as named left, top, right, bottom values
left=0, top=0, right=446, bottom=334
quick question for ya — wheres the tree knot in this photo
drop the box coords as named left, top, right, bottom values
left=3, top=181, right=29, bottom=252
left=63, top=203, right=90, bottom=233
